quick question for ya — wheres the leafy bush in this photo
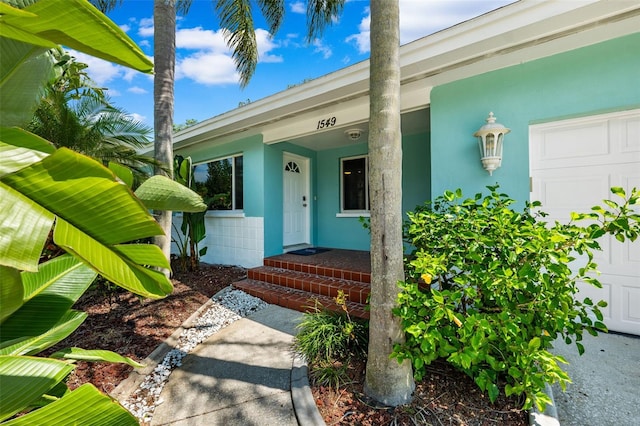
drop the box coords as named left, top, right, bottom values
left=293, top=292, right=368, bottom=387
left=392, top=185, right=639, bottom=411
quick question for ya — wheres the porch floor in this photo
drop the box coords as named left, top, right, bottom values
left=233, top=249, right=371, bottom=319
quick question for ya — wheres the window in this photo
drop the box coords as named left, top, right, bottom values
left=341, top=155, right=369, bottom=212
left=193, top=155, right=243, bottom=210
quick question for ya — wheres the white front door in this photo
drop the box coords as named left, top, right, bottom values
left=530, top=109, right=640, bottom=335
left=283, top=153, right=310, bottom=247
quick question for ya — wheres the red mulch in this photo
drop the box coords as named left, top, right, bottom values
left=47, top=263, right=527, bottom=425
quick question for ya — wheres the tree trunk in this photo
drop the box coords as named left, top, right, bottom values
left=152, top=0, right=176, bottom=270
left=363, top=0, right=415, bottom=406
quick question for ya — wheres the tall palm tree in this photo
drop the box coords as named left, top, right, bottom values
left=92, top=0, right=286, bottom=265
left=299, top=0, right=415, bottom=406
left=362, top=0, right=414, bottom=405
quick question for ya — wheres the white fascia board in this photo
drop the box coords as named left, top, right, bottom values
left=173, top=0, right=639, bottom=150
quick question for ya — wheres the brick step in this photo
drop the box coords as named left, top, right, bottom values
left=247, top=266, right=370, bottom=304
left=263, top=257, right=371, bottom=283
left=233, top=279, right=369, bottom=319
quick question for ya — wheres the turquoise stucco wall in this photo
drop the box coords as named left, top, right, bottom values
left=174, top=135, right=265, bottom=217
left=430, top=33, right=640, bottom=205
left=315, top=132, right=431, bottom=250
left=263, top=142, right=318, bottom=257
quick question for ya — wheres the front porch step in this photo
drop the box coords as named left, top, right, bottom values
left=234, top=279, right=369, bottom=319
left=247, top=266, right=370, bottom=304
left=232, top=253, right=371, bottom=320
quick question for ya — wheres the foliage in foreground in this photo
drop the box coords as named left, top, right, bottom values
left=293, top=292, right=368, bottom=389
left=0, top=1, right=203, bottom=424
left=392, top=186, right=640, bottom=411
left=172, top=155, right=207, bottom=272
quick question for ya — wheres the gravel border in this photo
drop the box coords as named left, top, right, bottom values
left=110, top=287, right=268, bottom=424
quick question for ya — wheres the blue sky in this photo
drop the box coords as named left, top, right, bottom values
left=73, top=0, right=513, bottom=128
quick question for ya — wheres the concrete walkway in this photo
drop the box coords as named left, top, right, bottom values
left=551, top=332, right=640, bottom=425
left=151, top=305, right=305, bottom=426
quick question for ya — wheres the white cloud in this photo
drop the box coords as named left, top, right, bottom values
left=138, top=17, right=154, bottom=37
left=65, top=49, right=149, bottom=91
left=119, top=24, right=131, bottom=33
left=290, top=1, right=305, bottom=14
left=139, top=40, right=150, bottom=48
left=312, top=39, right=332, bottom=59
left=177, top=27, right=228, bottom=50
left=67, top=50, right=123, bottom=86
left=128, top=86, right=148, bottom=94
left=129, top=113, right=147, bottom=123
left=345, top=12, right=370, bottom=54
left=176, top=51, right=239, bottom=85
left=282, top=33, right=301, bottom=48
left=174, top=26, right=282, bottom=85
left=256, top=29, right=282, bottom=63
left=346, top=1, right=512, bottom=54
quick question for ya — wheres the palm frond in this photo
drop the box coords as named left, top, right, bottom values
left=257, top=0, right=285, bottom=35
left=89, top=0, right=123, bottom=13
left=306, top=0, right=345, bottom=41
left=176, top=0, right=193, bottom=15
left=216, top=0, right=258, bottom=87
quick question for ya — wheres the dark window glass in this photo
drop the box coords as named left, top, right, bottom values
left=234, top=155, right=243, bottom=210
left=342, top=157, right=368, bottom=211
left=193, top=155, right=242, bottom=210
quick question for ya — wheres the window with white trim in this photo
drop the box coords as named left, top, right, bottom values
left=341, top=155, right=369, bottom=212
left=193, top=154, right=243, bottom=210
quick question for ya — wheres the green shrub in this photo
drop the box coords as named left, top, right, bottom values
left=309, top=359, right=351, bottom=390
left=392, top=185, right=639, bottom=411
left=293, top=293, right=368, bottom=364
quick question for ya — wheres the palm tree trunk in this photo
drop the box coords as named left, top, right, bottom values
left=363, top=0, right=415, bottom=406
left=153, top=0, right=176, bottom=270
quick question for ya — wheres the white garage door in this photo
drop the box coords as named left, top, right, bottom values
left=530, top=109, right=640, bottom=335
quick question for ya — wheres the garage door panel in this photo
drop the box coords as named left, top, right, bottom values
left=624, top=285, right=640, bottom=324
left=614, top=114, right=640, bottom=153
left=537, top=122, right=609, bottom=161
left=530, top=109, right=640, bottom=335
left=536, top=174, right=610, bottom=211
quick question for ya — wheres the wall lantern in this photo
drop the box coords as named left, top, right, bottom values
left=473, top=112, right=510, bottom=175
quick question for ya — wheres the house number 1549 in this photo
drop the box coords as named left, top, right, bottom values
left=316, top=117, right=337, bottom=129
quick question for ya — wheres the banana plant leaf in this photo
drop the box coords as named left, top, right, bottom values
left=0, top=310, right=87, bottom=356
left=0, top=266, right=22, bottom=323
left=0, top=355, right=74, bottom=422
left=50, top=348, right=144, bottom=368
left=0, top=0, right=152, bottom=127
left=108, top=161, right=134, bottom=189
left=1, top=383, right=138, bottom=426
left=0, top=256, right=95, bottom=356
left=0, top=0, right=152, bottom=72
left=0, top=128, right=55, bottom=175
left=0, top=142, right=172, bottom=298
left=135, top=174, right=207, bottom=213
